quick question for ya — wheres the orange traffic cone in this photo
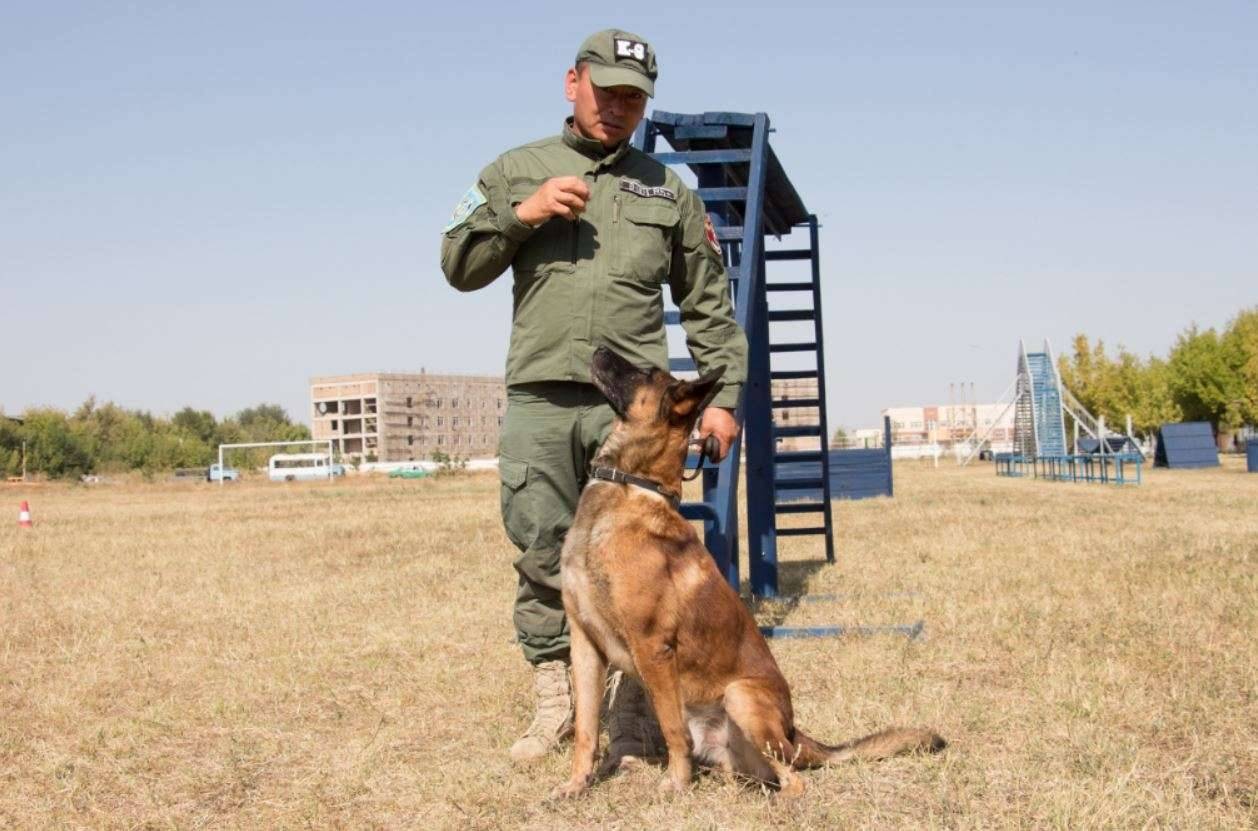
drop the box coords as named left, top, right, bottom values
left=17, top=501, right=32, bottom=528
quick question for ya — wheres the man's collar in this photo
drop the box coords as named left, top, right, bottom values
left=562, top=118, right=630, bottom=167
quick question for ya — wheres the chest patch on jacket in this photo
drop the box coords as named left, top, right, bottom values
left=619, top=178, right=676, bottom=201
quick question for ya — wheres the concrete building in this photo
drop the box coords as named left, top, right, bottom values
left=882, top=402, right=1014, bottom=451
left=772, top=377, right=822, bottom=451
left=310, top=372, right=506, bottom=462
left=847, top=427, right=886, bottom=449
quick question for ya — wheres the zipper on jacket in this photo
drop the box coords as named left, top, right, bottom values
left=613, top=193, right=620, bottom=224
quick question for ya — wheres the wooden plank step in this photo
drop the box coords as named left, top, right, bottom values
left=679, top=501, right=719, bottom=522
left=768, top=309, right=816, bottom=322
left=766, top=282, right=814, bottom=292
left=774, top=424, right=822, bottom=438
left=649, top=149, right=752, bottom=165
left=765, top=249, right=812, bottom=261
left=696, top=111, right=757, bottom=126
left=675, top=124, right=728, bottom=140
left=775, top=477, right=824, bottom=489
left=776, top=526, right=827, bottom=536
left=695, top=186, right=748, bottom=203
left=775, top=450, right=822, bottom=463
left=775, top=502, right=826, bottom=514
left=769, top=342, right=817, bottom=353
left=772, top=397, right=819, bottom=408
left=650, top=110, right=755, bottom=127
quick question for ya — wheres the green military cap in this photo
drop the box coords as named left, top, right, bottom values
left=575, top=29, right=658, bottom=98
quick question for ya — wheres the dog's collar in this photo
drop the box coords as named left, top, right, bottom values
left=589, top=466, right=681, bottom=509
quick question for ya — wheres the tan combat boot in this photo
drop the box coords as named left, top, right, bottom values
left=599, top=672, right=667, bottom=776
left=509, top=660, right=573, bottom=764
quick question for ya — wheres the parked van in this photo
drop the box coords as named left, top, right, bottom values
left=207, top=463, right=239, bottom=482
left=268, top=453, right=343, bottom=482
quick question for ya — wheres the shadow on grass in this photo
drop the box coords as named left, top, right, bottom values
left=744, top=559, right=830, bottom=629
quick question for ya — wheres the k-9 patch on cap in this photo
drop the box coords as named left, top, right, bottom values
left=614, top=38, right=648, bottom=65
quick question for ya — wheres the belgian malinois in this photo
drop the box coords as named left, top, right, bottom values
left=552, top=347, right=944, bottom=798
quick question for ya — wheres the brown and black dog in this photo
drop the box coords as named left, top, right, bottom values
left=553, top=347, right=944, bottom=798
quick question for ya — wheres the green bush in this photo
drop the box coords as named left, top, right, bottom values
left=0, top=401, right=310, bottom=479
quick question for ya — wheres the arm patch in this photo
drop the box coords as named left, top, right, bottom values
left=443, top=184, right=487, bottom=232
left=703, top=213, right=723, bottom=256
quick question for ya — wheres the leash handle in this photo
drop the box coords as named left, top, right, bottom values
left=682, top=435, right=721, bottom=481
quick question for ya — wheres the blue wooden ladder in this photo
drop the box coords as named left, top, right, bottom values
left=633, top=111, right=836, bottom=599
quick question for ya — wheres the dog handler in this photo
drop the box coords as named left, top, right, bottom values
left=440, top=29, right=748, bottom=764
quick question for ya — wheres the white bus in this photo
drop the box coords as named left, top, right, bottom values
left=268, top=452, right=344, bottom=482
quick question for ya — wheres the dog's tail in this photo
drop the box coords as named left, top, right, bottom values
left=791, top=726, right=946, bottom=768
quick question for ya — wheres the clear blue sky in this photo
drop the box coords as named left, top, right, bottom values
left=3, top=2, right=1255, bottom=429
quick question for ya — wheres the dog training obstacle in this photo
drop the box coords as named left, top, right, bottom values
left=776, top=414, right=893, bottom=516
left=760, top=620, right=924, bottom=641
left=1154, top=422, right=1220, bottom=469
left=965, top=340, right=1143, bottom=485
left=634, top=111, right=835, bottom=599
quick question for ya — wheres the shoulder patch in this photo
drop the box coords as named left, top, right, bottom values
left=619, top=178, right=676, bottom=202
left=443, top=184, right=487, bottom=232
left=703, top=213, right=722, bottom=255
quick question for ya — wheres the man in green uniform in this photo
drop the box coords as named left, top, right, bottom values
left=441, top=29, right=748, bottom=764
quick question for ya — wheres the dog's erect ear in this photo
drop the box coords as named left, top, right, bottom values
left=662, top=366, right=727, bottom=422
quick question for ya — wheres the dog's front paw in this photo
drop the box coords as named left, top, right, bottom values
left=656, top=774, right=688, bottom=797
left=549, top=777, right=591, bottom=800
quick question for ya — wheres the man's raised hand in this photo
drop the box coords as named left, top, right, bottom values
left=515, top=177, right=591, bottom=226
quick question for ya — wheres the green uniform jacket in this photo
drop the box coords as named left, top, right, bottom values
left=440, top=120, right=748, bottom=409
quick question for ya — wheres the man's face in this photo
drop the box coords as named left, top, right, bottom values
left=565, top=64, right=648, bottom=148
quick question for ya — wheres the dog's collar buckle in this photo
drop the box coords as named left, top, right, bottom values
left=589, top=466, right=681, bottom=509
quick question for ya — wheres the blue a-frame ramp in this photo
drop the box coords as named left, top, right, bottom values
left=1155, top=422, right=1219, bottom=468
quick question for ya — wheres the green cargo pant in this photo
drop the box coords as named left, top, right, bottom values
left=498, top=382, right=615, bottom=665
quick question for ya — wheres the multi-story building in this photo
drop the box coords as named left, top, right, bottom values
left=772, top=377, right=822, bottom=452
left=310, top=372, right=506, bottom=462
left=882, top=402, right=1014, bottom=451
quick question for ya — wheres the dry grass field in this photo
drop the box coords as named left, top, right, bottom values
left=2, top=459, right=1255, bottom=829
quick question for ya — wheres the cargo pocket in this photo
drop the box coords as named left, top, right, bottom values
left=616, top=198, right=679, bottom=282
left=499, top=454, right=534, bottom=552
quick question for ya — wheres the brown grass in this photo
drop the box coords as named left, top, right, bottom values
left=1, top=460, right=1255, bottom=829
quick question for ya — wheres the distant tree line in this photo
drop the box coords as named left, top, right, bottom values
left=1059, top=307, right=1258, bottom=440
left=0, top=400, right=310, bottom=479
